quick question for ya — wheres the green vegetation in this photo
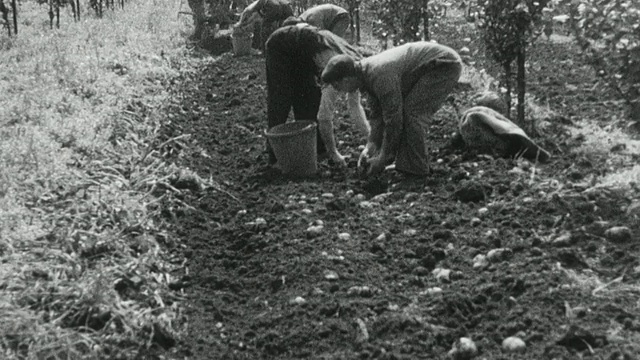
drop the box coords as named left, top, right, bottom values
left=367, top=0, right=446, bottom=46
left=476, top=0, right=548, bottom=130
left=560, top=0, right=640, bottom=121
left=0, top=1, right=195, bottom=358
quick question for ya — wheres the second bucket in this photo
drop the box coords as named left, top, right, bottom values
left=265, top=121, right=318, bottom=177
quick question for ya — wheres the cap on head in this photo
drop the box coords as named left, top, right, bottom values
left=474, top=91, right=508, bottom=115
left=321, top=55, right=357, bottom=83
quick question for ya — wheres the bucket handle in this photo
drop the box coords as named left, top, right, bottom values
left=265, top=121, right=317, bottom=138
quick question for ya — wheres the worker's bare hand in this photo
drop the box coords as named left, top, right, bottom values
left=357, top=147, right=368, bottom=168
left=357, top=147, right=372, bottom=177
left=330, top=152, right=348, bottom=168
left=366, top=155, right=386, bottom=177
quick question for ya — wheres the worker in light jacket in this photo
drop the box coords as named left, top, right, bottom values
left=265, top=23, right=369, bottom=167
left=283, top=4, right=351, bottom=38
left=456, top=92, right=551, bottom=162
left=321, top=41, right=463, bottom=177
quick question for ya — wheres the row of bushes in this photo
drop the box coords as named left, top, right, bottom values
left=191, top=0, right=637, bottom=125
left=0, top=0, right=126, bottom=37
left=1, top=0, right=195, bottom=358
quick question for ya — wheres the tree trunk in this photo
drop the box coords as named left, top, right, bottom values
left=70, top=0, right=77, bottom=20
left=48, top=0, right=54, bottom=29
left=55, top=0, right=60, bottom=28
left=629, top=87, right=640, bottom=121
left=503, top=62, right=512, bottom=119
left=0, top=0, right=9, bottom=36
left=187, top=0, right=207, bottom=40
left=517, top=45, right=526, bottom=131
left=628, top=55, right=640, bottom=121
left=348, top=3, right=354, bottom=41
left=352, top=1, right=361, bottom=44
left=10, top=0, right=15, bottom=34
left=355, top=6, right=360, bottom=43
left=422, top=3, right=430, bottom=41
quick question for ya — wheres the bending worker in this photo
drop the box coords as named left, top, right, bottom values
left=456, top=91, right=551, bottom=162
left=265, top=23, right=369, bottom=168
left=284, top=4, right=351, bottom=38
left=321, top=41, right=463, bottom=177
left=236, top=0, right=293, bottom=50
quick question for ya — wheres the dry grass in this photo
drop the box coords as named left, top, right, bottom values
left=455, top=66, right=640, bottom=191
left=570, top=121, right=640, bottom=188
left=573, top=122, right=640, bottom=155
left=524, top=93, right=640, bottom=189
left=599, top=165, right=640, bottom=188
left=0, top=0, right=198, bottom=358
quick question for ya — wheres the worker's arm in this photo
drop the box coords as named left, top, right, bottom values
left=317, top=86, right=347, bottom=167
left=358, top=116, right=383, bottom=175
left=346, top=90, right=370, bottom=137
left=237, top=1, right=260, bottom=26
left=366, top=84, right=403, bottom=176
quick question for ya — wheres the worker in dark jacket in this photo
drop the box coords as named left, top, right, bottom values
left=321, top=41, right=463, bottom=177
left=265, top=24, right=369, bottom=167
left=236, top=0, right=293, bottom=50
left=283, top=4, right=351, bottom=38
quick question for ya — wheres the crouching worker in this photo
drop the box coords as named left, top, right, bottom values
left=456, top=92, right=551, bottom=162
left=321, top=42, right=463, bottom=177
left=283, top=4, right=351, bottom=38
left=236, top=0, right=293, bottom=50
left=265, top=24, right=370, bottom=167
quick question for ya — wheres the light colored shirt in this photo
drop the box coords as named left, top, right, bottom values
left=315, top=86, right=368, bottom=164
left=359, top=42, right=462, bottom=127
left=300, top=4, right=348, bottom=31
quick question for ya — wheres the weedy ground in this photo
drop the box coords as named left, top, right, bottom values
left=0, top=0, right=199, bottom=358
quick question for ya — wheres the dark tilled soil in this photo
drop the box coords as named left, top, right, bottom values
left=161, top=21, right=640, bottom=360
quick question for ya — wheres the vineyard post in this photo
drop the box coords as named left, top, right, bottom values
left=48, top=0, right=54, bottom=29
left=11, top=0, right=16, bottom=34
left=478, top=0, right=548, bottom=129
left=516, top=44, right=526, bottom=130
left=0, top=0, right=9, bottom=36
left=355, top=0, right=360, bottom=43
left=55, top=0, right=60, bottom=28
left=503, top=62, right=512, bottom=119
left=421, top=0, right=430, bottom=41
